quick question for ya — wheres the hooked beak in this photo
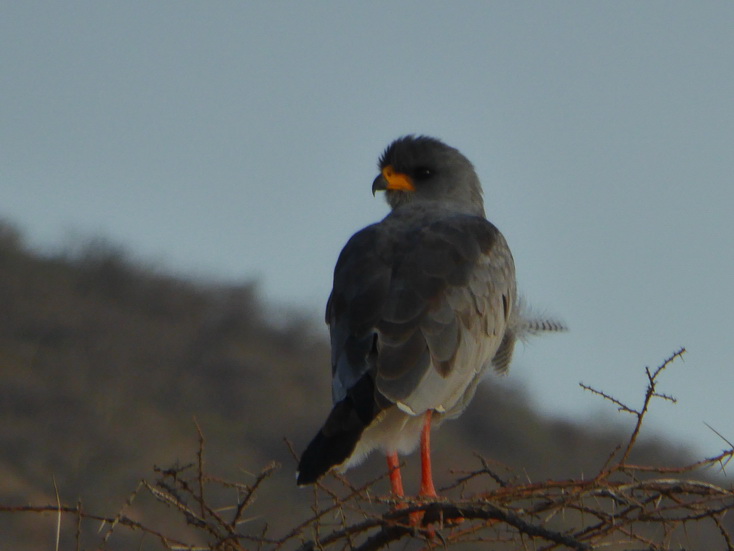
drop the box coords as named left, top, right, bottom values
left=371, top=165, right=415, bottom=196
left=372, top=174, right=388, bottom=196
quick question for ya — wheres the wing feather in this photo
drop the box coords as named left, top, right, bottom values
left=328, top=208, right=516, bottom=421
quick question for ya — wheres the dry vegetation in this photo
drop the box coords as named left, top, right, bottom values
left=1, top=220, right=732, bottom=550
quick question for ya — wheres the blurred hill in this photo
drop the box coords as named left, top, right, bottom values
left=0, top=220, right=709, bottom=549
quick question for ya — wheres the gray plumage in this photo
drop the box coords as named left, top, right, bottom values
left=297, top=135, right=561, bottom=485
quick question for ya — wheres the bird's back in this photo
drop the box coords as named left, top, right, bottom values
left=297, top=136, right=529, bottom=486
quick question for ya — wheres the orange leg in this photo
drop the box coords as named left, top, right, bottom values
left=401, top=410, right=439, bottom=533
left=419, top=410, right=437, bottom=497
left=386, top=452, right=405, bottom=498
left=420, top=410, right=463, bottom=527
left=387, top=412, right=440, bottom=532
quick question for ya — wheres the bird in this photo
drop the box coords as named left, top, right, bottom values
left=296, top=135, right=563, bottom=499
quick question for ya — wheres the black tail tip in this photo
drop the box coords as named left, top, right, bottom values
left=296, top=396, right=372, bottom=486
left=296, top=426, right=363, bottom=486
left=296, top=436, right=332, bottom=486
left=296, top=468, right=318, bottom=486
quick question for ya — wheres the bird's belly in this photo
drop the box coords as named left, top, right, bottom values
left=337, top=407, right=424, bottom=472
left=397, top=320, right=503, bottom=418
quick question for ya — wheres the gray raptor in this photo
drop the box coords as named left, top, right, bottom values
left=297, top=135, right=562, bottom=496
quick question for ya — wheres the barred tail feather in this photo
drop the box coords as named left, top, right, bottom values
left=512, top=296, right=568, bottom=341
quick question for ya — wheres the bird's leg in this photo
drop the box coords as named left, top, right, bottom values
left=387, top=413, right=439, bottom=531
left=389, top=410, right=439, bottom=534
left=420, top=410, right=464, bottom=528
left=419, top=409, right=437, bottom=497
left=386, top=452, right=405, bottom=498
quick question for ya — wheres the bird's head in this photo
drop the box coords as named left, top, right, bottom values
left=372, top=135, right=485, bottom=216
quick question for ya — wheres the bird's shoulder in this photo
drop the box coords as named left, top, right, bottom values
left=326, top=206, right=512, bottom=331
left=348, top=205, right=504, bottom=260
left=379, top=205, right=509, bottom=282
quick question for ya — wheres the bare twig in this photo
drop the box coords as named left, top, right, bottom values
left=194, top=417, right=207, bottom=521
left=75, top=499, right=82, bottom=551
left=52, top=476, right=61, bottom=551
left=579, top=383, right=636, bottom=414
left=4, top=349, right=733, bottom=551
left=231, top=462, right=279, bottom=529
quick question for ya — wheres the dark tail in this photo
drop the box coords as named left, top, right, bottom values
left=296, top=400, right=368, bottom=485
left=297, top=375, right=379, bottom=485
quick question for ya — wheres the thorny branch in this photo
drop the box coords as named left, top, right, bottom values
left=3, top=349, right=734, bottom=550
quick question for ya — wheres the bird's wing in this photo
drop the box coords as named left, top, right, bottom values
left=327, top=210, right=516, bottom=418
left=326, top=223, right=390, bottom=409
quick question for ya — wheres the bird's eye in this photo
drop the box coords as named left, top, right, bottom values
left=413, top=167, right=433, bottom=180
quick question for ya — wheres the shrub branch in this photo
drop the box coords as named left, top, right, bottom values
left=3, top=348, right=733, bottom=550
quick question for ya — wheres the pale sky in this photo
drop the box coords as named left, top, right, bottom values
left=3, top=2, right=734, bottom=456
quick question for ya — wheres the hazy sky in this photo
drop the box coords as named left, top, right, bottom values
left=3, top=2, right=733, bottom=456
